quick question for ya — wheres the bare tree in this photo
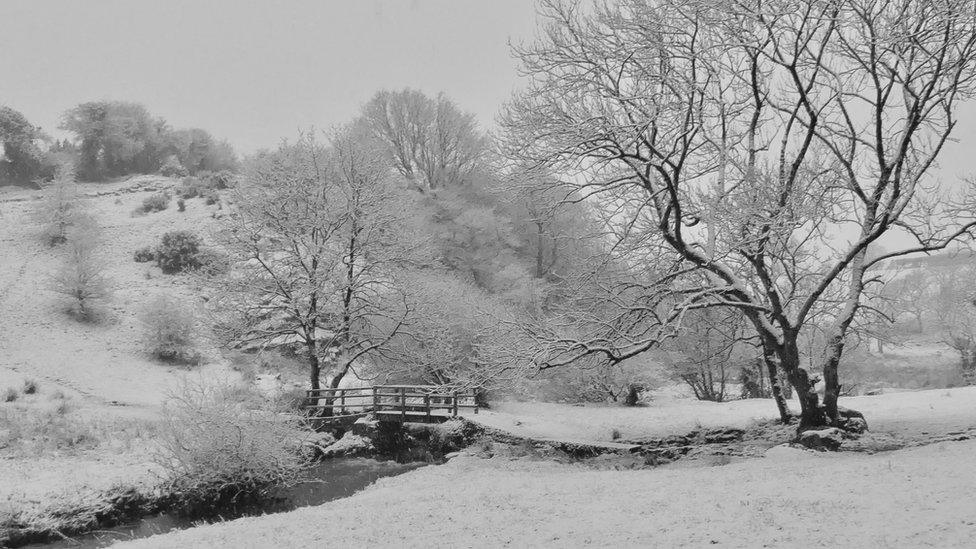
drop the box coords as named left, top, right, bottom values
left=503, top=0, right=976, bottom=429
left=212, top=129, right=422, bottom=391
left=887, top=268, right=933, bottom=333
left=665, top=309, right=754, bottom=402
left=933, top=263, right=976, bottom=384
left=362, top=89, right=487, bottom=192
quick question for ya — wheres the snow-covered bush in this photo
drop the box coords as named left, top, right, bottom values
left=154, top=381, right=307, bottom=517
left=154, top=230, right=202, bottom=274
left=140, top=293, right=200, bottom=364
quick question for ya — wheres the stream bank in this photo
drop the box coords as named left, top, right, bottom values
left=5, top=417, right=481, bottom=549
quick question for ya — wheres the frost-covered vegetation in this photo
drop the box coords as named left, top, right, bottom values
left=4, top=0, right=976, bottom=546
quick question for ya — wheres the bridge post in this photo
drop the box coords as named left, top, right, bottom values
left=424, top=392, right=431, bottom=422
left=452, top=391, right=459, bottom=417
left=400, top=387, right=407, bottom=422
left=372, top=386, right=379, bottom=412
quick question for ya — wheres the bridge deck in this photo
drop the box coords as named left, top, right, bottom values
left=302, top=385, right=478, bottom=426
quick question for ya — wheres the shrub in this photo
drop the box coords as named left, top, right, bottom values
left=177, top=198, right=186, bottom=212
left=154, top=230, right=202, bottom=274
left=133, top=246, right=155, bottom=263
left=22, top=379, right=38, bottom=395
left=207, top=170, right=236, bottom=189
left=141, top=192, right=170, bottom=213
left=176, top=176, right=203, bottom=200
left=194, top=247, right=230, bottom=276
left=140, top=294, right=200, bottom=364
left=49, top=221, right=112, bottom=321
left=154, top=381, right=307, bottom=518
left=2, top=388, right=17, bottom=402
left=202, top=189, right=220, bottom=206
left=160, top=155, right=189, bottom=178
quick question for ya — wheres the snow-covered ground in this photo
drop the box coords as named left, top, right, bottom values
left=3, top=179, right=976, bottom=548
left=466, top=386, right=976, bottom=442
left=114, top=438, right=976, bottom=548
left=0, top=177, right=235, bottom=411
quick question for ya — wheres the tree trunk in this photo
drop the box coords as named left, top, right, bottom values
left=778, top=339, right=828, bottom=430
left=762, top=345, right=792, bottom=423
left=307, top=342, right=321, bottom=392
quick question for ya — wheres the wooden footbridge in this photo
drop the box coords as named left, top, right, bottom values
left=303, top=385, right=479, bottom=426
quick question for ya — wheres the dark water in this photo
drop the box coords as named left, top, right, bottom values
left=29, top=458, right=426, bottom=549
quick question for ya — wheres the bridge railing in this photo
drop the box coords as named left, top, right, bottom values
left=303, top=385, right=479, bottom=421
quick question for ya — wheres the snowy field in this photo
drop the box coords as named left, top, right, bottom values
left=115, top=438, right=976, bottom=548
left=468, top=386, right=976, bottom=442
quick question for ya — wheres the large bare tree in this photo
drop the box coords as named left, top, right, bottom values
left=362, top=89, right=487, bottom=192
left=503, top=0, right=976, bottom=429
left=212, top=129, right=421, bottom=391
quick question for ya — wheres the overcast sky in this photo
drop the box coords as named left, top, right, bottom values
left=3, top=0, right=976, bottom=187
left=0, top=0, right=538, bottom=153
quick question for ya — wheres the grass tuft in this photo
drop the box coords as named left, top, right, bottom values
left=22, top=379, right=38, bottom=395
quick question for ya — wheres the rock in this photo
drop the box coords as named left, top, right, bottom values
left=836, top=406, right=869, bottom=433
left=703, top=428, right=745, bottom=444
left=307, top=432, right=337, bottom=449
left=798, top=427, right=844, bottom=451
left=837, top=406, right=866, bottom=420
left=320, top=433, right=375, bottom=458
left=351, top=416, right=380, bottom=437
left=444, top=451, right=462, bottom=459
left=839, top=417, right=869, bottom=434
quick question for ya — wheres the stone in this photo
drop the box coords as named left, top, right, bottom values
left=307, top=432, right=336, bottom=449
left=319, top=433, right=375, bottom=458
left=839, top=417, right=869, bottom=434
left=703, top=428, right=745, bottom=444
left=351, top=415, right=380, bottom=437
left=798, top=427, right=845, bottom=451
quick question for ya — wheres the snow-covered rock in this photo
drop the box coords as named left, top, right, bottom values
left=320, top=434, right=375, bottom=458
left=798, top=428, right=845, bottom=451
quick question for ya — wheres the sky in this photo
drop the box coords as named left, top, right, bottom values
left=0, top=0, right=539, bottom=153
left=3, top=0, right=976, bottom=186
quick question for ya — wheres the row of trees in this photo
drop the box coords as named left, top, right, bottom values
left=0, top=102, right=237, bottom=186
left=28, top=0, right=971, bottom=434
left=0, top=106, right=54, bottom=185
left=204, top=83, right=615, bottom=398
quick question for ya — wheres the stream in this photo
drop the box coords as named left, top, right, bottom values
left=28, top=458, right=426, bottom=548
